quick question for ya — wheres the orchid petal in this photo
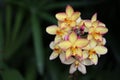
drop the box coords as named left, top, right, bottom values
left=92, top=21, right=99, bottom=27
left=55, top=13, right=67, bottom=21
left=91, top=13, right=97, bottom=22
left=75, top=48, right=82, bottom=58
left=87, top=34, right=93, bottom=40
left=89, top=54, right=98, bottom=65
left=94, top=46, right=108, bottom=55
left=89, top=39, right=97, bottom=48
left=94, top=34, right=103, bottom=41
left=82, top=51, right=89, bottom=59
left=46, top=25, right=58, bottom=35
left=49, top=41, right=55, bottom=49
left=84, top=20, right=92, bottom=28
left=66, top=5, right=74, bottom=17
left=74, top=39, right=89, bottom=48
left=66, top=49, right=72, bottom=59
left=78, top=64, right=86, bottom=74
left=95, top=26, right=108, bottom=34
left=76, top=17, right=82, bottom=24
left=69, top=32, right=77, bottom=43
left=59, top=52, right=75, bottom=65
left=81, top=59, right=93, bottom=66
left=69, top=63, right=77, bottom=74
left=71, top=12, right=80, bottom=20
left=54, top=35, right=62, bottom=43
left=58, top=41, right=72, bottom=50
left=49, top=51, right=59, bottom=60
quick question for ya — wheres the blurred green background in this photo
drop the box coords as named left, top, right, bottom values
left=0, top=0, right=120, bottom=80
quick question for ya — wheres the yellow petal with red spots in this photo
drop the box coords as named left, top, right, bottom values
left=94, top=46, right=108, bottom=55
left=95, top=26, right=108, bottom=34
left=71, top=12, right=80, bottom=20
left=69, top=32, right=77, bottom=43
left=46, top=25, right=58, bottom=35
left=91, top=13, right=97, bottom=22
left=66, top=5, right=74, bottom=17
left=74, top=39, right=89, bottom=48
left=58, top=41, right=72, bottom=50
left=55, top=13, right=67, bottom=21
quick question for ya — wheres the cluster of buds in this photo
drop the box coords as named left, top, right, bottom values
left=46, top=5, right=108, bottom=74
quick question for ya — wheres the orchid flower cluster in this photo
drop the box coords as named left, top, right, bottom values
left=46, top=5, right=108, bottom=74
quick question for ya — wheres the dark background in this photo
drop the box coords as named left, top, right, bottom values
left=0, top=0, right=120, bottom=80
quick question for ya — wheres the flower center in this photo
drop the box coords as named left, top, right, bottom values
left=73, top=26, right=88, bottom=38
left=89, top=49, right=96, bottom=55
left=75, top=61, right=79, bottom=67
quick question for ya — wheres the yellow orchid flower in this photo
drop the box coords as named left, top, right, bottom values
left=55, top=5, right=80, bottom=28
left=84, top=13, right=108, bottom=41
left=69, top=58, right=95, bottom=74
left=83, top=39, right=108, bottom=65
left=49, top=41, right=63, bottom=60
left=46, top=25, right=64, bottom=35
left=58, top=32, right=89, bottom=59
left=46, top=25, right=69, bottom=42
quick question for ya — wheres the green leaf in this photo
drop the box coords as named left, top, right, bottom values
left=4, top=24, right=31, bottom=60
left=2, top=68, right=24, bottom=80
left=31, top=11, right=44, bottom=75
left=12, top=8, right=24, bottom=42
left=0, top=11, right=4, bottom=70
left=25, top=59, right=36, bottom=80
left=5, top=5, right=12, bottom=49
